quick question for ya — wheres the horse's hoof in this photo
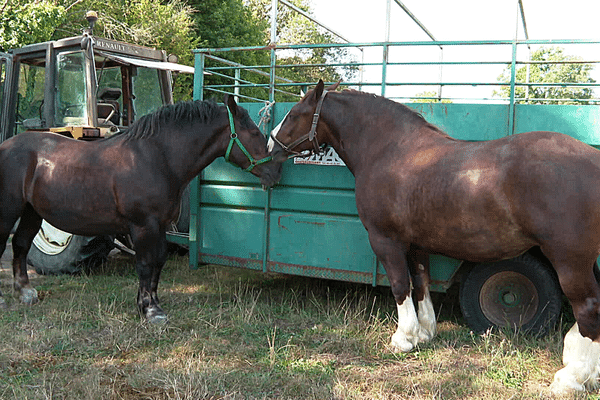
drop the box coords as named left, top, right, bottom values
left=390, top=332, right=417, bottom=353
left=418, top=327, right=435, bottom=343
left=20, top=288, right=39, bottom=305
left=146, top=306, right=168, bottom=324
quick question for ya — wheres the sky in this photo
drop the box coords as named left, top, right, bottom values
left=301, top=0, right=600, bottom=101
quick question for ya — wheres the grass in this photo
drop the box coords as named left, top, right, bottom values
left=0, top=253, right=593, bottom=399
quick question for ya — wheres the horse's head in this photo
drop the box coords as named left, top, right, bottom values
left=223, top=95, right=282, bottom=187
left=269, top=79, right=340, bottom=163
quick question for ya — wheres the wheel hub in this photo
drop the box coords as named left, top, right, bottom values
left=479, top=271, right=539, bottom=328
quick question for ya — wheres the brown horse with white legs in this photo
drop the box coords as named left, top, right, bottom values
left=268, top=79, right=600, bottom=394
left=0, top=95, right=281, bottom=322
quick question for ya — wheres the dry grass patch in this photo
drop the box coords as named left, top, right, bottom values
left=0, top=254, right=597, bottom=399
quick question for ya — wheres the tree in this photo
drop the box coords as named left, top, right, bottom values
left=53, top=0, right=198, bottom=101
left=246, top=0, right=357, bottom=92
left=495, top=46, right=596, bottom=105
left=0, top=0, right=65, bottom=51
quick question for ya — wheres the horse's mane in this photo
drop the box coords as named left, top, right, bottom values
left=113, top=99, right=254, bottom=141
left=340, top=89, right=446, bottom=134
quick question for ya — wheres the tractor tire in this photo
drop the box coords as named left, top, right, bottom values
left=27, top=221, right=114, bottom=275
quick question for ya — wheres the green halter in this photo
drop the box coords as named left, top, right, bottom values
left=224, top=108, right=272, bottom=172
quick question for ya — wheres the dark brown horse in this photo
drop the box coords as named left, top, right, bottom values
left=269, top=80, right=600, bottom=394
left=0, top=95, right=281, bottom=323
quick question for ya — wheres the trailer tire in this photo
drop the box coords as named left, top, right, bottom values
left=27, top=221, right=114, bottom=275
left=459, top=253, right=562, bottom=336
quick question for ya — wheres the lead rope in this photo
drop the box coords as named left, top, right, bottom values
left=258, top=101, right=274, bottom=133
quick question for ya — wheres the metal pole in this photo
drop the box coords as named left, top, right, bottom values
left=262, top=0, right=278, bottom=274
left=382, top=0, right=391, bottom=96
left=437, top=48, right=444, bottom=101
left=234, top=68, right=240, bottom=103
left=518, top=0, right=531, bottom=103
left=189, top=52, right=206, bottom=269
left=393, top=0, right=437, bottom=42
left=508, top=0, right=519, bottom=136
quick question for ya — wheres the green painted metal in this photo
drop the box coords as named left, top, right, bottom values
left=182, top=38, right=600, bottom=292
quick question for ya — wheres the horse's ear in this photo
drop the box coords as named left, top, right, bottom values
left=313, top=79, right=325, bottom=100
left=327, top=80, right=342, bottom=91
left=225, top=94, right=237, bottom=117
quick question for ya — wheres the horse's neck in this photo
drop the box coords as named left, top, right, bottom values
left=143, top=122, right=223, bottom=185
left=325, top=96, right=441, bottom=174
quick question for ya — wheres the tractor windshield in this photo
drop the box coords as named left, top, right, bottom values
left=55, top=51, right=88, bottom=127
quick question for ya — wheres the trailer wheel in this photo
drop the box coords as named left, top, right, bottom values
left=27, top=221, right=114, bottom=275
left=459, top=253, right=562, bottom=336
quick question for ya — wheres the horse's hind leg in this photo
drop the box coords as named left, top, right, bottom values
left=131, top=222, right=169, bottom=324
left=544, top=251, right=600, bottom=394
left=12, top=205, right=42, bottom=305
left=0, top=216, right=22, bottom=308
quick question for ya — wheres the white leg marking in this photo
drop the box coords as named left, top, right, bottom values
left=19, top=287, right=38, bottom=305
left=417, top=289, right=436, bottom=343
left=390, top=293, right=420, bottom=353
left=551, top=323, right=600, bottom=394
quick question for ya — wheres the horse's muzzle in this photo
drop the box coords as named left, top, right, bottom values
left=256, top=159, right=283, bottom=188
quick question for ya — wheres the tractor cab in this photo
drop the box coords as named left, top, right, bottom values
left=0, top=11, right=193, bottom=142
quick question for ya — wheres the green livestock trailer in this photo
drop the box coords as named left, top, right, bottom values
left=167, top=35, right=600, bottom=334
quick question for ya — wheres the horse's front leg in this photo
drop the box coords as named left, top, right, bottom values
left=131, top=223, right=168, bottom=324
left=368, top=232, right=435, bottom=352
left=12, top=206, right=42, bottom=305
left=408, top=245, right=436, bottom=343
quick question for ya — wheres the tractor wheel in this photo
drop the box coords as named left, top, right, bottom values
left=27, top=221, right=114, bottom=275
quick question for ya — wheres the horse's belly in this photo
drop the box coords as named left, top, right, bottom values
left=29, top=178, right=126, bottom=236
left=418, top=228, right=535, bottom=263
left=405, top=195, right=536, bottom=262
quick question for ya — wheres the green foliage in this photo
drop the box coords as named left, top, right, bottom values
left=495, top=46, right=596, bottom=104
left=0, top=0, right=65, bottom=51
left=189, top=0, right=270, bottom=102
left=250, top=0, right=357, bottom=85
left=198, top=0, right=357, bottom=103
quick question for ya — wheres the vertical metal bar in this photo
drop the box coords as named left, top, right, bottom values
left=234, top=68, right=240, bottom=102
left=270, top=0, right=278, bottom=46
left=372, top=257, right=379, bottom=287
left=188, top=176, right=200, bottom=270
left=359, top=49, right=365, bottom=92
left=84, top=39, right=98, bottom=127
left=44, top=43, right=55, bottom=128
left=518, top=0, right=531, bottom=103
left=508, top=1, right=519, bottom=136
left=262, top=0, right=278, bottom=274
left=382, top=44, right=388, bottom=97
left=382, top=0, right=391, bottom=97
left=194, top=52, right=205, bottom=101
left=437, top=47, right=444, bottom=101
left=189, top=52, right=206, bottom=269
